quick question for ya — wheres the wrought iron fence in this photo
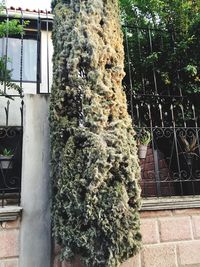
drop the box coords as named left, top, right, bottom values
left=1, top=10, right=199, bottom=203
left=0, top=100, right=23, bottom=207
left=0, top=9, right=53, bottom=207
left=123, top=25, right=200, bottom=197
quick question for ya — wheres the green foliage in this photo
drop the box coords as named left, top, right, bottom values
left=120, top=0, right=199, bottom=30
left=121, top=0, right=200, bottom=96
left=0, top=57, right=22, bottom=95
left=1, top=148, right=13, bottom=156
left=185, top=64, right=197, bottom=77
left=136, top=128, right=151, bottom=145
left=50, top=1, right=141, bottom=266
left=0, top=19, right=28, bottom=37
left=0, top=1, right=27, bottom=96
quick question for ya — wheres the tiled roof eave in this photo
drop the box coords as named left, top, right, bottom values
left=9, top=6, right=52, bottom=14
left=2, top=7, right=54, bottom=20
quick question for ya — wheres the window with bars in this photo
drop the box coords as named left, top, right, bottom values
left=0, top=32, right=38, bottom=82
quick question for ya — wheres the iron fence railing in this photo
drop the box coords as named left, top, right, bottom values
left=0, top=99, right=23, bottom=207
left=1, top=11, right=199, bottom=203
left=123, top=25, right=200, bottom=197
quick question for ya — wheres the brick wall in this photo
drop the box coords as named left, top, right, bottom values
left=53, top=208, right=200, bottom=267
left=1, top=208, right=200, bottom=267
left=139, top=208, right=200, bottom=267
left=140, top=147, right=174, bottom=197
left=0, top=218, right=20, bottom=267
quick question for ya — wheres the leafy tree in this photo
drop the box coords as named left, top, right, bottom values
left=121, top=0, right=200, bottom=97
left=50, top=1, right=141, bottom=267
left=120, top=0, right=200, bottom=30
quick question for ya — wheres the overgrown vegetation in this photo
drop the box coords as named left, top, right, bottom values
left=50, top=1, right=141, bottom=267
left=50, top=0, right=200, bottom=266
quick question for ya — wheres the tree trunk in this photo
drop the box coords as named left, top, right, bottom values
left=50, top=1, right=141, bottom=266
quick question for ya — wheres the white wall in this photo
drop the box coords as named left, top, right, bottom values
left=0, top=97, right=23, bottom=126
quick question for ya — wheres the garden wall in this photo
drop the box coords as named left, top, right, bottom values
left=53, top=208, right=200, bottom=267
left=0, top=217, right=20, bottom=267
left=1, top=206, right=200, bottom=267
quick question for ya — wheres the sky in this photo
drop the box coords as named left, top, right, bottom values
left=6, top=0, right=51, bottom=10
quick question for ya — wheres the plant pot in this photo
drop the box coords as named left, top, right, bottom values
left=0, top=156, right=13, bottom=169
left=138, top=144, right=148, bottom=159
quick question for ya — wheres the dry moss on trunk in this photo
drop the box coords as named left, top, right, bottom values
left=50, top=1, right=141, bottom=266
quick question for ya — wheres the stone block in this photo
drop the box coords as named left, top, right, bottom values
left=58, top=256, right=141, bottom=267
left=2, top=219, right=20, bottom=229
left=1, top=259, right=19, bottom=267
left=120, top=254, right=140, bottom=267
left=173, top=208, right=200, bottom=216
left=140, top=210, right=172, bottom=219
left=141, top=219, right=159, bottom=244
left=192, top=216, right=200, bottom=239
left=177, top=241, right=200, bottom=266
left=141, top=244, right=177, bottom=267
left=0, top=230, right=19, bottom=258
left=159, top=217, right=192, bottom=242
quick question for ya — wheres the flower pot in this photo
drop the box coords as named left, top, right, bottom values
left=0, top=156, right=13, bottom=169
left=138, top=144, right=148, bottom=159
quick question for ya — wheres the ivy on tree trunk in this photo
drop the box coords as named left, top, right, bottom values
left=50, top=1, right=141, bottom=266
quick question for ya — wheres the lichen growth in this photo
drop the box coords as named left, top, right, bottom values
left=50, top=1, right=142, bottom=266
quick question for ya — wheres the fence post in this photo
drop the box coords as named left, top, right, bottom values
left=19, top=94, right=51, bottom=267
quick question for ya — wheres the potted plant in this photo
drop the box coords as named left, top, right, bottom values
left=180, top=134, right=199, bottom=166
left=0, top=148, right=14, bottom=169
left=137, top=129, right=151, bottom=159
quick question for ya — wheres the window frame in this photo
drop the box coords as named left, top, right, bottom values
left=0, top=30, right=40, bottom=83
